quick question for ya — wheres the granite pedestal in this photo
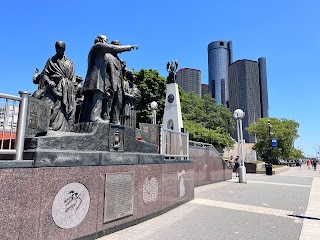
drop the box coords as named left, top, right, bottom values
left=0, top=162, right=193, bottom=240
left=0, top=117, right=195, bottom=240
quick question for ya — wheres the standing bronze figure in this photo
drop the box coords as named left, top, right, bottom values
left=80, top=35, right=138, bottom=123
left=122, top=70, right=141, bottom=127
left=41, top=41, right=76, bottom=131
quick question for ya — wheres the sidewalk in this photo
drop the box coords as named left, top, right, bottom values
left=98, top=164, right=320, bottom=240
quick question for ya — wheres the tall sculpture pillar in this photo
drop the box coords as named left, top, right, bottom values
left=162, top=60, right=184, bottom=132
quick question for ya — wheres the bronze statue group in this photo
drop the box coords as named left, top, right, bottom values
left=32, top=35, right=141, bottom=132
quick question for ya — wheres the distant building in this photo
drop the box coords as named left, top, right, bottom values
left=258, top=57, right=269, bottom=118
left=0, top=108, right=3, bottom=128
left=201, top=84, right=209, bottom=98
left=0, top=105, right=18, bottom=130
left=207, top=40, right=233, bottom=106
left=176, top=68, right=201, bottom=96
left=228, top=58, right=269, bottom=143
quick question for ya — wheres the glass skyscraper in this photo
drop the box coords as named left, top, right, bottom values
left=207, top=40, right=233, bottom=106
left=258, top=57, right=269, bottom=118
left=228, top=58, right=269, bottom=143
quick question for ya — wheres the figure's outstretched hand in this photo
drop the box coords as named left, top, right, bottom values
left=131, top=45, right=139, bottom=50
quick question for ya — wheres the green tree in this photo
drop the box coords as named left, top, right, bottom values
left=203, top=94, right=235, bottom=134
left=134, top=70, right=235, bottom=149
left=183, top=120, right=234, bottom=148
left=288, top=148, right=304, bottom=160
left=135, top=69, right=166, bottom=124
left=181, top=92, right=235, bottom=149
left=247, top=118, right=300, bottom=162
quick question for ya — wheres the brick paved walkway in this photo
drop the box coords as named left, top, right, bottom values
left=98, top=164, right=320, bottom=240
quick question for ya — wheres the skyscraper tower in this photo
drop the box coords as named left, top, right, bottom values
left=176, top=68, right=201, bottom=96
left=258, top=57, right=269, bottom=118
left=228, top=58, right=269, bottom=143
left=207, top=40, right=233, bottom=106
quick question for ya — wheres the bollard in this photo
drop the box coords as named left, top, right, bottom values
left=238, top=166, right=247, bottom=183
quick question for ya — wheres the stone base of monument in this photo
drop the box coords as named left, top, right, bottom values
left=0, top=118, right=193, bottom=240
left=0, top=163, right=194, bottom=240
left=25, top=122, right=159, bottom=152
left=0, top=136, right=232, bottom=240
left=0, top=96, right=232, bottom=239
left=23, top=122, right=161, bottom=167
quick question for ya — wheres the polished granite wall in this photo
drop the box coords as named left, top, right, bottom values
left=0, top=163, right=194, bottom=240
left=0, top=145, right=230, bottom=239
left=189, top=146, right=232, bottom=187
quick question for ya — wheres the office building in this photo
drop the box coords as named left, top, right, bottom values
left=207, top=40, right=233, bottom=106
left=201, top=84, right=209, bottom=98
left=258, top=57, right=269, bottom=118
left=176, top=68, right=201, bottom=96
left=228, top=58, right=269, bottom=143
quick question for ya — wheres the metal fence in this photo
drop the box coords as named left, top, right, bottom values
left=189, top=140, right=214, bottom=149
left=160, top=127, right=189, bottom=159
left=0, top=91, right=29, bottom=160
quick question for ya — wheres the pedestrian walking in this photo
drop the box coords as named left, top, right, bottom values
left=234, top=156, right=240, bottom=177
left=229, top=156, right=234, bottom=169
left=307, top=159, right=311, bottom=170
left=298, top=159, right=302, bottom=169
left=312, top=160, right=317, bottom=171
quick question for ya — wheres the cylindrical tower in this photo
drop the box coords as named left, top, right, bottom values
left=208, top=40, right=233, bottom=106
left=258, top=57, right=269, bottom=118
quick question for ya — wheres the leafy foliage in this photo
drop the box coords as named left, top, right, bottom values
left=247, top=118, right=300, bottom=161
left=135, top=69, right=166, bottom=124
left=289, top=148, right=304, bottom=160
left=134, top=69, right=235, bottom=149
left=181, top=92, right=235, bottom=149
left=183, top=120, right=234, bottom=148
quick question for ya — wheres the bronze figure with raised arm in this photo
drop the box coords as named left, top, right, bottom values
left=80, top=35, right=138, bottom=123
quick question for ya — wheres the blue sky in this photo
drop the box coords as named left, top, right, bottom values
left=1, top=0, right=319, bottom=157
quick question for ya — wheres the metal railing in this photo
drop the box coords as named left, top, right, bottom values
left=189, top=140, right=214, bottom=148
left=160, top=127, right=189, bottom=159
left=0, top=91, right=29, bottom=160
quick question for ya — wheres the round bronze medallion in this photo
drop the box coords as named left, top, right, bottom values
left=168, top=94, right=174, bottom=103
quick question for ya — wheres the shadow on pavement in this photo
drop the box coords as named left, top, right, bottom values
left=288, top=214, right=320, bottom=221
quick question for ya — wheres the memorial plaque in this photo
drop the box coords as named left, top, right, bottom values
left=138, top=123, right=159, bottom=144
left=26, top=97, right=50, bottom=137
left=104, top=172, right=135, bottom=223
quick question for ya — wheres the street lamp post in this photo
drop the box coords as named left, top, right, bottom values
left=268, top=119, right=272, bottom=164
left=150, top=101, right=158, bottom=124
left=233, top=109, right=246, bottom=183
left=313, top=145, right=320, bottom=161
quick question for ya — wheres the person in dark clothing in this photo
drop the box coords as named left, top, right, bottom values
left=234, top=156, right=240, bottom=177
left=312, top=160, right=317, bottom=171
